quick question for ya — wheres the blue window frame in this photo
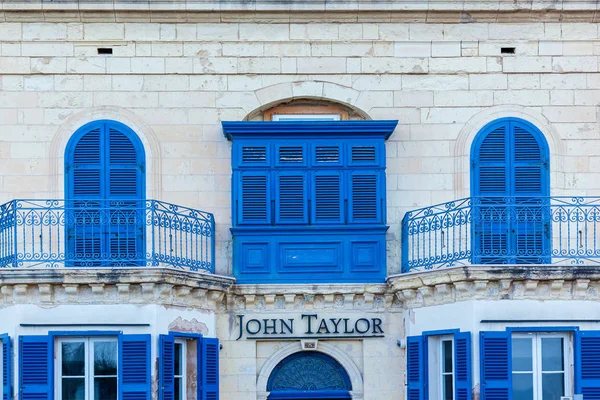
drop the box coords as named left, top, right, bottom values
left=223, top=120, right=398, bottom=284
left=471, top=118, right=550, bottom=264
left=1, top=334, right=11, bottom=400
left=19, top=331, right=151, bottom=400
left=65, top=120, right=146, bottom=267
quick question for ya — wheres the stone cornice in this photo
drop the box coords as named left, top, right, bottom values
left=388, top=265, right=600, bottom=308
left=0, top=3, right=598, bottom=23
left=0, top=268, right=234, bottom=309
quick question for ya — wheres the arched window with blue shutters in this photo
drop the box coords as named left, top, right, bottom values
left=65, top=120, right=146, bottom=267
left=471, top=118, right=550, bottom=264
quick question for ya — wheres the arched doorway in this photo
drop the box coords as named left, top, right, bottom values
left=267, top=352, right=353, bottom=400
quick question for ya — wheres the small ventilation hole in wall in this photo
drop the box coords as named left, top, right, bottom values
left=97, top=48, right=113, bottom=55
left=501, top=47, right=516, bottom=54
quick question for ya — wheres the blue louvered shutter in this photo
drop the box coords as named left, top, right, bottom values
left=407, top=336, right=425, bottom=400
left=480, top=331, right=511, bottom=400
left=1, top=335, right=11, bottom=400
left=237, top=171, right=271, bottom=225
left=159, top=335, right=175, bottom=400
left=106, top=124, right=145, bottom=266
left=575, top=330, right=600, bottom=399
left=198, top=337, right=219, bottom=400
left=67, top=123, right=103, bottom=266
left=312, top=171, right=344, bottom=224
left=275, top=171, right=308, bottom=224
left=511, top=122, right=549, bottom=264
left=119, top=334, right=151, bottom=400
left=19, top=335, right=52, bottom=400
left=472, top=122, right=509, bottom=264
left=347, top=142, right=381, bottom=166
left=348, top=171, right=382, bottom=224
left=454, top=332, right=472, bottom=400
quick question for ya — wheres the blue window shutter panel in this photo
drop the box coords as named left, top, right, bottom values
left=347, top=142, right=381, bottom=166
left=119, top=334, right=151, bottom=400
left=1, top=335, right=11, bottom=400
left=199, top=337, right=219, bottom=400
left=237, top=171, right=271, bottom=225
left=19, top=335, right=52, bottom=400
left=575, top=330, right=600, bottom=399
left=275, top=171, right=308, bottom=224
left=454, top=332, right=472, bottom=400
left=406, top=336, right=425, bottom=400
left=479, top=331, right=511, bottom=400
left=312, top=171, right=344, bottom=224
left=348, top=171, right=382, bottom=224
left=159, top=335, right=175, bottom=400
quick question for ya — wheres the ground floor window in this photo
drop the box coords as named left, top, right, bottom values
left=174, top=339, right=186, bottom=400
left=57, top=337, right=118, bottom=400
left=511, top=333, right=571, bottom=400
left=427, top=335, right=456, bottom=400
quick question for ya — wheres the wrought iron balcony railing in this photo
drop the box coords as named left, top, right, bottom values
left=401, top=196, right=600, bottom=273
left=0, top=199, right=214, bottom=272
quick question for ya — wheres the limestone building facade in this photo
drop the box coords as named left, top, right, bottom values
left=0, top=1, right=600, bottom=400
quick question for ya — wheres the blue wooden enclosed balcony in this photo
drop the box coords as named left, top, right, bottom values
left=0, top=199, right=214, bottom=272
left=401, top=196, right=600, bottom=273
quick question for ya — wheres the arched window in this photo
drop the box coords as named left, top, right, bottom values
left=267, top=352, right=352, bottom=399
left=65, top=120, right=146, bottom=266
left=471, top=117, right=550, bottom=264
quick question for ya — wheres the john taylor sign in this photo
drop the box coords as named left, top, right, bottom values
left=235, top=314, right=384, bottom=340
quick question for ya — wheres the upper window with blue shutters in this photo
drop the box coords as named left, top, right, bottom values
left=65, top=120, right=146, bottom=267
left=223, top=120, right=397, bottom=284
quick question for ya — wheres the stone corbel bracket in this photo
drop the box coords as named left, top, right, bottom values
left=388, top=265, right=600, bottom=309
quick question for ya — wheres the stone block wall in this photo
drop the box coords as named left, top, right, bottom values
left=1, top=17, right=600, bottom=275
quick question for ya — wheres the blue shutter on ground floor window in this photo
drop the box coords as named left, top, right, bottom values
left=198, top=337, right=219, bottom=400
left=19, top=335, right=52, bottom=400
left=454, top=332, right=472, bottom=400
left=480, top=331, right=511, bottom=400
left=575, top=330, right=600, bottom=399
left=159, top=335, right=175, bottom=400
left=118, top=334, right=151, bottom=400
left=1, top=335, right=11, bottom=400
left=407, top=336, right=425, bottom=400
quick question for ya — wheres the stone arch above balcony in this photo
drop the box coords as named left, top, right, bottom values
left=453, top=105, right=564, bottom=198
left=49, top=106, right=162, bottom=199
left=245, top=81, right=370, bottom=121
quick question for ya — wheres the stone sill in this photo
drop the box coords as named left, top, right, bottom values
left=0, top=267, right=234, bottom=290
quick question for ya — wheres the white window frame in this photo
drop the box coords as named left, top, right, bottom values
left=428, top=335, right=455, bottom=400
left=174, top=339, right=187, bottom=400
left=55, top=337, right=119, bottom=400
left=511, top=332, right=573, bottom=400
left=272, top=114, right=341, bottom=121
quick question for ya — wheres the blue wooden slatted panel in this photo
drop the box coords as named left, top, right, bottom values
left=475, top=123, right=509, bottom=196
left=72, top=127, right=102, bottom=198
left=406, top=336, right=424, bottom=400
left=19, top=336, right=51, bottom=400
left=276, top=144, right=306, bottom=167
left=199, top=338, right=219, bottom=400
left=1, top=335, right=11, bottom=400
left=349, top=171, right=381, bottom=224
left=576, top=331, right=600, bottom=400
left=159, top=335, right=175, bottom=400
left=119, top=334, right=151, bottom=400
left=275, top=172, right=308, bottom=224
left=479, top=331, right=511, bottom=400
left=238, top=171, right=271, bottom=225
left=314, top=144, right=342, bottom=166
left=312, top=171, right=344, bottom=224
left=454, top=332, right=472, bottom=400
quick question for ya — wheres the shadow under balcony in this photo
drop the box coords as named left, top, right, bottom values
left=0, top=199, right=214, bottom=272
left=401, top=196, right=600, bottom=273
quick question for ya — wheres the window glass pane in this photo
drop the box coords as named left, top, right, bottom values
left=175, top=377, right=182, bottom=400
left=94, top=341, right=117, bottom=376
left=94, top=377, right=117, bottom=400
left=62, top=378, right=85, bottom=400
left=442, top=340, right=453, bottom=373
left=542, top=373, right=564, bottom=400
left=512, top=338, right=533, bottom=371
left=62, top=342, right=85, bottom=376
left=443, top=374, right=453, bottom=400
left=174, top=343, right=182, bottom=376
left=512, top=373, right=534, bottom=400
left=541, top=338, right=564, bottom=371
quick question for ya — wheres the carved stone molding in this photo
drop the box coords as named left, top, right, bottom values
left=0, top=268, right=234, bottom=310
left=389, top=265, right=600, bottom=309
